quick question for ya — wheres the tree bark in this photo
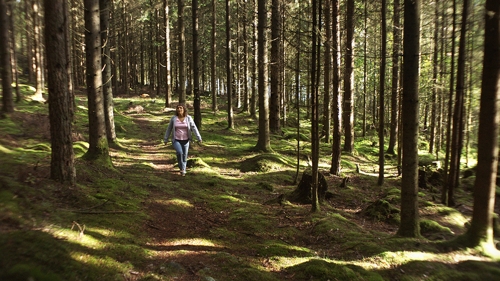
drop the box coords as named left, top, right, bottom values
left=164, top=0, right=172, bottom=107
left=270, top=0, right=281, bottom=134
left=255, top=0, right=271, bottom=152
left=310, top=0, right=320, bottom=213
left=464, top=0, right=499, bottom=248
left=44, top=0, right=76, bottom=185
left=192, top=0, right=201, bottom=129
left=225, top=0, right=234, bottom=130
left=378, top=0, right=387, bottom=186
left=250, top=0, right=258, bottom=119
left=442, top=0, right=457, bottom=205
left=100, top=0, right=116, bottom=143
left=31, top=0, right=45, bottom=102
left=322, top=0, right=331, bottom=144
left=330, top=0, right=341, bottom=176
left=447, top=0, right=470, bottom=207
left=0, top=0, right=14, bottom=115
left=210, top=0, right=217, bottom=112
left=343, top=0, right=354, bottom=153
left=7, top=1, right=20, bottom=102
left=177, top=0, right=186, bottom=104
left=397, top=0, right=421, bottom=238
left=83, top=0, right=111, bottom=165
left=387, top=0, right=400, bottom=155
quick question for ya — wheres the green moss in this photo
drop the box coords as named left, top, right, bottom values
left=420, top=219, right=453, bottom=235
left=1, top=263, right=63, bottom=281
left=240, top=153, right=290, bottom=173
left=287, top=259, right=384, bottom=281
left=362, top=199, right=401, bottom=224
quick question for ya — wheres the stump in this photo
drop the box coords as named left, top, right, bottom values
left=287, top=170, right=328, bottom=204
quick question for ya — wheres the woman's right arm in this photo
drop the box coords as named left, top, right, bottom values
left=164, top=117, right=174, bottom=143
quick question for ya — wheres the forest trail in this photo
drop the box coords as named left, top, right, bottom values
left=108, top=106, right=404, bottom=280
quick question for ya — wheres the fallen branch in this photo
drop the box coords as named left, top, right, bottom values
left=71, top=221, right=85, bottom=239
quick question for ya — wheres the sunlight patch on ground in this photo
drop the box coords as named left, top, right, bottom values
left=147, top=238, right=224, bottom=252
left=165, top=238, right=218, bottom=247
left=141, top=162, right=158, bottom=169
left=69, top=251, right=129, bottom=272
left=359, top=250, right=491, bottom=270
left=268, top=256, right=314, bottom=270
left=270, top=250, right=491, bottom=273
left=0, top=145, right=13, bottom=153
left=162, top=198, right=194, bottom=208
left=49, top=226, right=105, bottom=250
left=219, top=195, right=246, bottom=203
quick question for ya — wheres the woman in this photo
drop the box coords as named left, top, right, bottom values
left=164, top=104, right=202, bottom=176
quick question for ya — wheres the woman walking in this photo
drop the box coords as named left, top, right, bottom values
left=164, top=104, right=202, bottom=176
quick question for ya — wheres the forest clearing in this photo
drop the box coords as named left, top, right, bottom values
left=0, top=91, right=499, bottom=280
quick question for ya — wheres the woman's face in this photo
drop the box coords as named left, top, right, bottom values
left=176, top=106, right=184, bottom=115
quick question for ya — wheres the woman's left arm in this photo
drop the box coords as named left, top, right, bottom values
left=189, top=116, right=202, bottom=142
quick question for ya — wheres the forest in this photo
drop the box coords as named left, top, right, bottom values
left=1, top=0, right=500, bottom=280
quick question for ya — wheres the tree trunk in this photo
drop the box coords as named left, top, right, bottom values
left=293, top=3, right=302, bottom=185
left=447, top=0, right=470, bottom=207
left=177, top=0, right=186, bottom=103
left=397, top=0, right=421, bottom=238
left=156, top=9, right=161, bottom=97
left=193, top=0, right=201, bottom=129
left=164, top=0, right=172, bottom=107
left=225, top=0, right=234, bottom=129
left=120, top=2, right=129, bottom=96
left=43, top=0, right=76, bottom=185
left=0, top=0, right=14, bottom=115
left=387, top=0, right=400, bottom=155
left=378, top=0, right=387, bottom=186
left=210, top=0, right=217, bottom=112
left=7, top=2, right=19, bottom=102
left=250, top=0, right=257, bottom=119
left=343, top=0, right=354, bottom=153
left=442, top=0, right=457, bottom=205
left=322, top=0, right=331, bottom=144
left=463, top=0, right=499, bottom=248
left=310, top=0, right=320, bottom=212
left=255, top=0, right=271, bottom=152
left=429, top=0, right=439, bottom=155
left=362, top=0, right=367, bottom=138
left=31, top=0, right=45, bottom=102
left=100, top=0, right=116, bottom=143
left=24, top=0, right=34, bottom=84
left=330, top=0, right=341, bottom=176
left=270, top=0, right=281, bottom=134
left=242, top=2, right=249, bottom=114
left=83, top=0, right=111, bottom=165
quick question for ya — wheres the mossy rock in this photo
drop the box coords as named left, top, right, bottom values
left=286, top=259, right=384, bottom=281
left=257, top=182, right=274, bottom=191
left=187, top=157, right=210, bottom=169
left=240, top=154, right=288, bottom=173
left=461, top=176, right=476, bottom=192
left=385, top=188, right=401, bottom=203
left=420, top=219, right=453, bottom=240
left=362, top=199, right=400, bottom=224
